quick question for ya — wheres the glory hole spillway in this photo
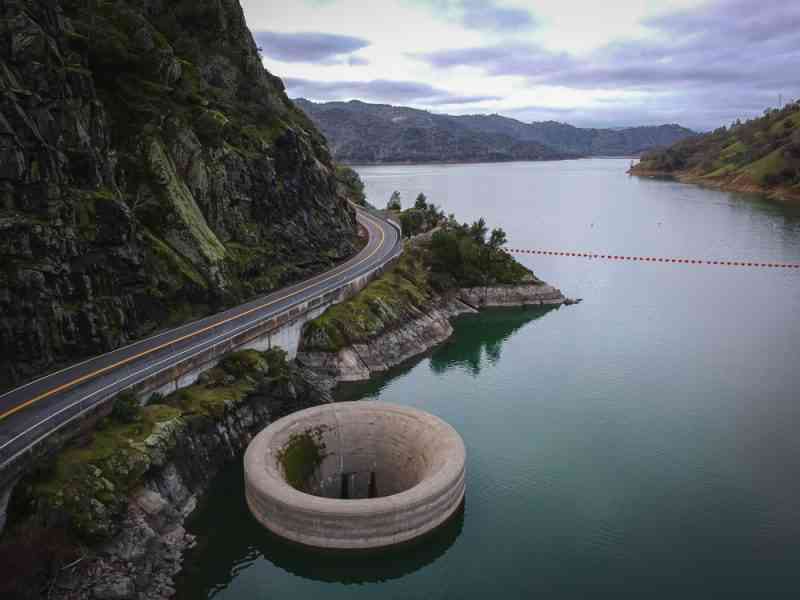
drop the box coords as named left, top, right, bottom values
left=244, top=402, right=466, bottom=549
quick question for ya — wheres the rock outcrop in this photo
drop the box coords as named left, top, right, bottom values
left=0, top=0, right=358, bottom=391
left=298, top=284, right=568, bottom=382
left=6, top=350, right=328, bottom=599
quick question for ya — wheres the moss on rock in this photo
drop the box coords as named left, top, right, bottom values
left=303, top=248, right=432, bottom=352
left=278, top=428, right=327, bottom=491
left=18, top=348, right=292, bottom=542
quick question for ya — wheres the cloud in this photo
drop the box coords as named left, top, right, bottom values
left=253, top=30, right=370, bottom=63
left=285, top=77, right=499, bottom=105
left=458, top=0, right=536, bottom=32
left=418, top=0, right=536, bottom=32
left=427, top=94, right=502, bottom=105
left=413, top=43, right=573, bottom=76
left=412, top=0, right=800, bottom=129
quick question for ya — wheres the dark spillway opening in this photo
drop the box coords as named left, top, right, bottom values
left=276, top=417, right=439, bottom=500
left=339, top=472, right=378, bottom=500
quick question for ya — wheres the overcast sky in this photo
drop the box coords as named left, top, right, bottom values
left=240, top=0, right=800, bottom=131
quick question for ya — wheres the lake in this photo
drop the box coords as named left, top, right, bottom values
left=176, top=159, right=800, bottom=599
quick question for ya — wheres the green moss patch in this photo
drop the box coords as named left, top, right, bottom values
left=20, top=349, right=290, bottom=542
left=303, top=249, right=432, bottom=352
left=278, top=428, right=327, bottom=491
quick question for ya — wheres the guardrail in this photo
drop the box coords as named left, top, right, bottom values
left=0, top=209, right=403, bottom=477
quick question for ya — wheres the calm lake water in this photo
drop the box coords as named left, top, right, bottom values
left=176, top=159, right=800, bottom=599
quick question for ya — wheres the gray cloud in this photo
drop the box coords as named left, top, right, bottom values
left=413, top=0, right=800, bottom=130
left=413, top=43, right=573, bottom=76
left=417, top=0, right=536, bottom=32
left=254, top=31, right=370, bottom=63
left=458, top=0, right=536, bottom=32
left=285, top=77, right=499, bottom=105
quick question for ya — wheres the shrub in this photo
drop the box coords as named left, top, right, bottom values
left=110, top=390, right=140, bottom=423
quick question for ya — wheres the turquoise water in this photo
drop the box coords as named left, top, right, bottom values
left=176, top=159, right=800, bottom=599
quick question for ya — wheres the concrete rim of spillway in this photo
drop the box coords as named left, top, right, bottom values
left=244, top=401, right=466, bottom=550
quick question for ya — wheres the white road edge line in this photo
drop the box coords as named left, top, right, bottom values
left=0, top=211, right=400, bottom=464
left=0, top=208, right=382, bottom=402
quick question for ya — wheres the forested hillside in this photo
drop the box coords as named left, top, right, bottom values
left=632, top=103, right=800, bottom=200
left=295, top=98, right=695, bottom=163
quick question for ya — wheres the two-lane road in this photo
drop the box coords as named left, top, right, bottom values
left=0, top=207, right=401, bottom=470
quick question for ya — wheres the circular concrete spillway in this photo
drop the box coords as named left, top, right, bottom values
left=244, top=401, right=466, bottom=549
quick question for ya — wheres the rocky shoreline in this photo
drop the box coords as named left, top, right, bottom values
left=16, top=283, right=571, bottom=600
left=12, top=357, right=330, bottom=600
left=298, top=283, right=570, bottom=383
left=630, top=168, right=800, bottom=203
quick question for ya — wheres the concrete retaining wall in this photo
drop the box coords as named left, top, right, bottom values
left=244, top=401, right=466, bottom=549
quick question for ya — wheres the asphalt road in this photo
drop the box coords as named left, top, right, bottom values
left=0, top=207, right=401, bottom=469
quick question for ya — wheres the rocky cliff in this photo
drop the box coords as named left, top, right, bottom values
left=0, top=0, right=358, bottom=391
left=298, top=285, right=568, bottom=382
left=2, top=349, right=328, bottom=599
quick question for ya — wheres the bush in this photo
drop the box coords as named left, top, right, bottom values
left=335, top=166, right=366, bottom=205
left=429, top=221, right=529, bottom=289
left=110, top=390, right=140, bottom=423
left=387, top=191, right=402, bottom=211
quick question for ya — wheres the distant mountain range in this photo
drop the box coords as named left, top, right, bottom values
left=294, top=99, right=697, bottom=164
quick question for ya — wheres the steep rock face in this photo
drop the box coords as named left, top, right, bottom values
left=0, top=0, right=357, bottom=390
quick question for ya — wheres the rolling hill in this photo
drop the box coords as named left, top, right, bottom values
left=632, top=103, right=800, bottom=201
left=295, top=99, right=696, bottom=163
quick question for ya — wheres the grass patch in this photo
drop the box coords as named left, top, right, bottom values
left=744, top=148, right=786, bottom=183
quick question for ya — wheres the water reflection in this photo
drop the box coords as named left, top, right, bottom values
left=430, top=306, right=558, bottom=376
left=176, top=462, right=465, bottom=598
left=337, top=306, right=557, bottom=403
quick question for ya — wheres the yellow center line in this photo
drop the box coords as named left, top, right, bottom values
left=0, top=210, right=390, bottom=422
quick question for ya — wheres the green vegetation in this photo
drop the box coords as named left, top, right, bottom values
left=11, top=349, right=288, bottom=542
left=398, top=193, right=445, bottom=238
left=635, top=102, right=800, bottom=194
left=387, top=190, right=402, bottom=211
left=278, top=428, right=327, bottom=491
left=303, top=199, right=533, bottom=352
left=335, top=166, right=367, bottom=206
left=303, top=246, right=433, bottom=351
left=428, top=217, right=526, bottom=289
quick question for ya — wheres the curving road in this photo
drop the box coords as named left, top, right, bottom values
left=0, top=206, right=401, bottom=470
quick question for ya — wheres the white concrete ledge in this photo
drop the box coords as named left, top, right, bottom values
left=244, top=401, right=466, bottom=549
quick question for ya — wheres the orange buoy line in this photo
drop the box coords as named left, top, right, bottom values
left=505, top=249, right=800, bottom=269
